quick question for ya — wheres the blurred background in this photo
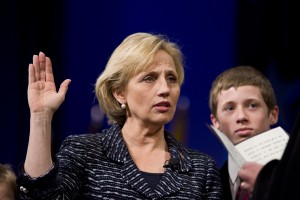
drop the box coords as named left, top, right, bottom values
left=1, top=0, right=299, bottom=174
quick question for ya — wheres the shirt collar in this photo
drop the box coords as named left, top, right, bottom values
left=228, top=154, right=240, bottom=184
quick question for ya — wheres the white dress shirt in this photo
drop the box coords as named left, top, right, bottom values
left=228, top=154, right=241, bottom=200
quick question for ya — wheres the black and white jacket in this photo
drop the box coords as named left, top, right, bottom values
left=17, top=124, right=223, bottom=199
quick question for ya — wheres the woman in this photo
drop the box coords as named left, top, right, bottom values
left=17, top=32, right=222, bottom=199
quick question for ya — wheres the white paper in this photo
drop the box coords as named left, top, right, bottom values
left=208, top=125, right=289, bottom=167
left=235, top=127, right=289, bottom=165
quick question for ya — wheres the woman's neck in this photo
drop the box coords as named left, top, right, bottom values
left=121, top=123, right=170, bottom=173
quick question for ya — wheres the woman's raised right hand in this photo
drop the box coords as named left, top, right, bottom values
left=28, top=52, right=71, bottom=115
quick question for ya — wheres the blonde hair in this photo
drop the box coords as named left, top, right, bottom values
left=209, top=66, right=277, bottom=117
left=95, top=32, right=184, bottom=125
left=0, top=164, right=17, bottom=194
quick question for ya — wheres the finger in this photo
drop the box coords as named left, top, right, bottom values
left=242, top=161, right=256, bottom=169
left=240, top=181, right=246, bottom=189
left=240, top=181, right=248, bottom=191
left=238, top=168, right=246, bottom=178
left=45, top=57, right=54, bottom=82
left=33, top=54, right=40, bottom=81
left=28, top=64, right=35, bottom=85
left=240, top=181, right=252, bottom=192
left=39, top=52, right=46, bottom=81
left=58, top=79, right=71, bottom=95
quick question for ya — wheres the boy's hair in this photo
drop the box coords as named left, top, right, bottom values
left=0, top=164, right=17, bottom=193
left=209, top=66, right=277, bottom=117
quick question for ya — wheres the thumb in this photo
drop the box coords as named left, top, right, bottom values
left=58, top=79, right=71, bottom=95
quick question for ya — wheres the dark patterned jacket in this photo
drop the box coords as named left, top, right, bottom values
left=17, top=124, right=223, bottom=199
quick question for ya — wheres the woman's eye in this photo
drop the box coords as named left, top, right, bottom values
left=224, top=105, right=234, bottom=111
left=167, top=75, right=178, bottom=83
left=144, top=76, right=155, bottom=82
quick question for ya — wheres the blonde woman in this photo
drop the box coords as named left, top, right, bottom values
left=18, top=32, right=222, bottom=199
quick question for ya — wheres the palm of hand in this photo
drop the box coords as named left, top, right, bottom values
left=28, top=52, right=70, bottom=114
left=28, top=80, right=65, bottom=114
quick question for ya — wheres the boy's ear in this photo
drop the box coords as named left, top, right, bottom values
left=270, top=105, right=279, bottom=125
left=210, top=114, right=220, bottom=129
left=113, top=90, right=126, bottom=104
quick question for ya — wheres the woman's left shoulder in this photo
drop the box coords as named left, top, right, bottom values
left=59, top=132, right=105, bottom=153
left=186, top=148, right=217, bottom=165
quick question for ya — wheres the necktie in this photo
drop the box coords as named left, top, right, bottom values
left=236, top=186, right=250, bottom=200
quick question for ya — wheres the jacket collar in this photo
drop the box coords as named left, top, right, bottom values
left=100, top=124, right=191, bottom=173
left=99, top=124, right=192, bottom=198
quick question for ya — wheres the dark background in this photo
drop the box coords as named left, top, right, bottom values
left=1, top=0, right=299, bottom=174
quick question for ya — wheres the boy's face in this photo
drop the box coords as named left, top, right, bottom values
left=211, top=85, right=278, bottom=145
left=0, top=182, right=15, bottom=200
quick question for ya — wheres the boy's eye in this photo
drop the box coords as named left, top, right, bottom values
left=249, top=103, right=257, bottom=109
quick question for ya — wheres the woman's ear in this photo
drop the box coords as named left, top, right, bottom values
left=113, top=90, right=126, bottom=104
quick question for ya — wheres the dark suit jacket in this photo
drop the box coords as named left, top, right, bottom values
left=220, top=160, right=234, bottom=200
left=253, top=112, right=300, bottom=200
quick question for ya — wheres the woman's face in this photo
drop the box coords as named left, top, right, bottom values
left=123, top=50, right=180, bottom=127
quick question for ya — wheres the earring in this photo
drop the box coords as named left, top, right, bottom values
left=121, top=103, right=126, bottom=110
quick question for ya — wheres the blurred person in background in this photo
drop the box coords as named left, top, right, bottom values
left=0, top=164, right=16, bottom=200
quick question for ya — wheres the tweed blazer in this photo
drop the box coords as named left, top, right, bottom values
left=17, top=124, right=223, bottom=199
